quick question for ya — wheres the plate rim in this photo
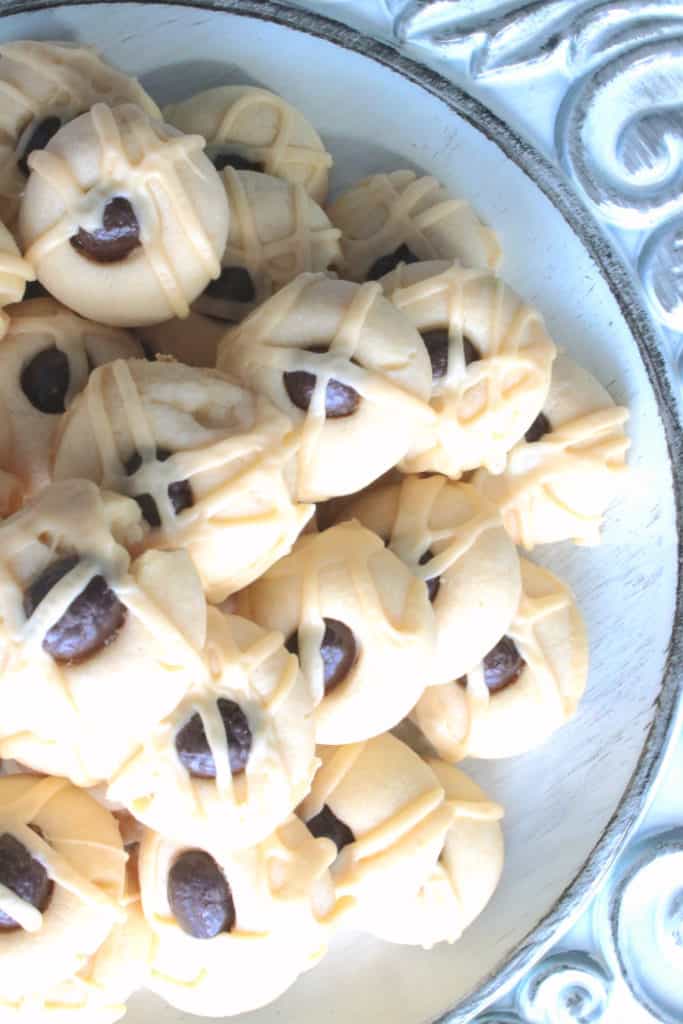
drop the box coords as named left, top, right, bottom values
left=2, top=1, right=682, bottom=1020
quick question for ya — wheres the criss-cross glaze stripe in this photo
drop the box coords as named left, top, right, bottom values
left=274, top=526, right=429, bottom=705
left=459, top=589, right=573, bottom=759
left=221, top=167, right=340, bottom=290
left=217, top=89, right=332, bottom=187
left=340, top=173, right=488, bottom=267
left=230, top=273, right=434, bottom=496
left=0, top=776, right=123, bottom=931
left=500, top=406, right=630, bottom=548
left=84, top=359, right=302, bottom=541
left=388, top=474, right=502, bottom=582
left=109, top=619, right=300, bottom=817
left=301, top=740, right=459, bottom=903
left=390, top=265, right=553, bottom=448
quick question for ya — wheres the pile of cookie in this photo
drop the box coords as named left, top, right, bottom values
left=0, top=40, right=630, bottom=1022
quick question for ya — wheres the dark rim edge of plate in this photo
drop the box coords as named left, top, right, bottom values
left=2, top=1, right=682, bottom=1021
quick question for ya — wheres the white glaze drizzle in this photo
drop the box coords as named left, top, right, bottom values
left=301, top=739, right=454, bottom=902
left=456, top=586, right=574, bottom=759
left=386, top=475, right=502, bottom=585
left=0, top=41, right=154, bottom=127
left=221, top=167, right=340, bottom=298
left=499, top=406, right=630, bottom=548
left=333, top=172, right=500, bottom=275
left=341, top=173, right=479, bottom=264
left=419, top=794, right=503, bottom=937
left=271, top=523, right=431, bottom=707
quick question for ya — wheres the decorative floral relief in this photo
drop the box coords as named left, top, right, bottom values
left=514, top=951, right=613, bottom=1024
left=555, top=39, right=683, bottom=229
left=392, top=1, right=683, bottom=79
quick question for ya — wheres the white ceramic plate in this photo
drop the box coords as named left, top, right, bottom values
left=2, top=2, right=681, bottom=1021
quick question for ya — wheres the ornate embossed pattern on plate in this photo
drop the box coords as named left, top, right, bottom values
left=290, top=0, right=683, bottom=378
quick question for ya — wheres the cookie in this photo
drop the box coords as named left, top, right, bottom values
left=0, top=850, right=150, bottom=1022
left=0, top=40, right=160, bottom=228
left=381, top=260, right=557, bottom=476
left=367, top=760, right=504, bottom=948
left=339, top=475, right=521, bottom=685
left=473, top=354, right=630, bottom=548
left=0, top=298, right=141, bottom=496
left=133, top=311, right=226, bottom=368
left=327, top=170, right=501, bottom=281
left=0, top=774, right=125, bottom=1004
left=195, top=168, right=341, bottom=322
left=237, top=521, right=436, bottom=744
left=0, top=220, right=35, bottom=336
left=140, top=816, right=343, bottom=1016
left=0, top=480, right=207, bottom=786
left=164, top=84, right=332, bottom=203
left=413, top=558, right=589, bottom=760
left=108, top=607, right=317, bottom=851
left=217, top=273, right=433, bottom=501
left=20, top=103, right=229, bottom=326
left=299, top=735, right=455, bottom=927
left=52, top=358, right=313, bottom=602
left=72, top=896, right=152, bottom=1015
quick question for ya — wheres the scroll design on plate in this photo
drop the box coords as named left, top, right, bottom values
left=555, top=35, right=683, bottom=334
left=514, top=950, right=613, bottom=1023
left=392, top=2, right=683, bottom=78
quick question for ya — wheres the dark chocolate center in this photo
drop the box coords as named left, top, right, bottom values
left=0, top=832, right=54, bottom=931
left=283, top=346, right=360, bottom=418
left=204, top=266, right=256, bottom=304
left=124, top=447, right=193, bottom=528
left=20, top=347, right=70, bottom=414
left=167, top=849, right=235, bottom=940
left=286, top=617, right=357, bottom=695
left=23, top=554, right=127, bottom=663
left=70, top=197, right=141, bottom=264
left=306, top=804, right=355, bottom=853
left=366, top=243, right=419, bottom=281
left=482, top=635, right=525, bottom=693
left=419, top=549, right=441, bottom=603
left=211, top=151, right=264, bottom=174
left=420, top=328, right=480, bottom=380
left=175, top=698, right=252, bottom=779
left=525, top=412, right=551, bottom=443
left=17, top=116, right=62, bottom=177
